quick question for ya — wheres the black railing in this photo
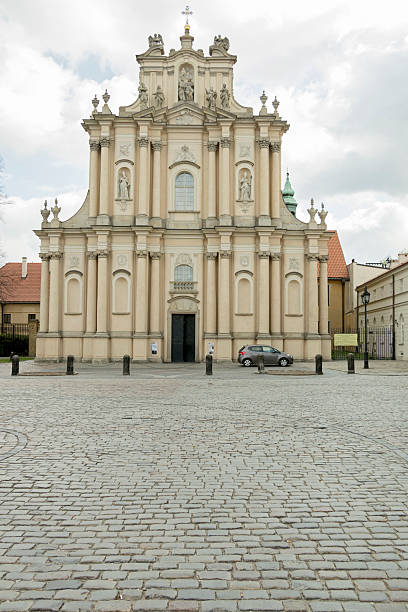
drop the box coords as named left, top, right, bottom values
left=331, top=327, right=394, bottom=360
left=0, top=323, right=29, bottom=357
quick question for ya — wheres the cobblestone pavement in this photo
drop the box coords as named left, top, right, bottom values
left=0, top=362, right=408, bottom=611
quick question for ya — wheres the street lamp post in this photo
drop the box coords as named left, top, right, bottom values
left=361, top=286, right=370, bottom=369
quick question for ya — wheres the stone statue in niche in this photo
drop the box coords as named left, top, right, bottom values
left=214, top=35, right=230, bottom=51
left=148, top=33, right=164, bottom=47
left=138, top=82, right=149, bottom=109
left=153, top=85, right=165, bottom=109
left=205, top=87, right=217, bottom=110
left=178, top=67, right=194, bottom=102
left=239, top=170, right=252, bottom=201
left=118, top=170, right=130, bottom=199
left=220, top=84, right=230, bottom=109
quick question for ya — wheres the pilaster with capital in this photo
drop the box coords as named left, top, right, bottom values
left=151, top=141, right=162, bottom=220
left=99, top=136, right=111, bottom=218
left=270, top=253, right=281, bottom=335
left=218, top=250, right=231, bottom=334
left=258, top=139, right=271, bottom=221
left=48, top=252, right=63, bottom=333
left=271, top=142, right=281, bottom=220
left=89, top=140, right=100, bottom=218
left=207, top=142, right=218, bottom=220
left=307, top=254, right=319, bottom=335
left=149, top=251, right=161, bottom=334
left=96, top=249, right=109, bottom=333
left=318, top=255, right=329, bottom=336
left=135, top=248, right=148, bottom=333
left=258, top=250, right=270, bottom=335
left=39, top=254, right=50, bottom=333
left=205, top=252, right=217, bottom=334
left=219, top=138, right=232, bottom=220
left=137, top=136, right=150, bottom=220
left=86, top=252, right=98, bottom=334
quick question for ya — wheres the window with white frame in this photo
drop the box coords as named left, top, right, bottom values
left=175, top=172, right=194, bottom=211
left=175, top=265, right=193, bottom=281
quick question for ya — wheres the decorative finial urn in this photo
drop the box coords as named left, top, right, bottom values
left=51, top=198, right=61, bottom=222
left=318, top=202, right=328, bottom=228
left=92, top=94, right=99, bottom=113
left=307, top=198, right=317, bottom=224
left=41, top=200, right=50, bottom=224
left=102, top=89, right=110, bottom=104
left=272, top=96, right=280, bottom=118
left=259, top=90, right=268, bottom=115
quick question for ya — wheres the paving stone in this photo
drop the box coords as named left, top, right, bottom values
left=30, top=602, right=63, bottom=612
left=237, top=601, right=284, bottom=611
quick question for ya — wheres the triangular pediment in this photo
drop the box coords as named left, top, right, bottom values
left=167, top=103, right=205, bottom=126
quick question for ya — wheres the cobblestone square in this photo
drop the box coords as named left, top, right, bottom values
left=0, top=361, right=407, bottom=611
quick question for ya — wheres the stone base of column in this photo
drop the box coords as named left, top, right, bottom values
left=135, top=214, right=149, bottom=226
left=150, top=217, right=163, bottom=228
left=304, top=336, right=322, bottom=361
left=92, top=334, right=110, bottom=363
left=320, top=335, right=332, bottom=360
left=132, top=335, right=148, bottom=361
left=257, top=215, right=272, bottom=226
left=282, top=336, right=304, bottom=360
left=83, top=335, right=96, bottom=362
left=34, top=334, right=63, bottom=362
left=215, top=334, right=233, bottom=361
left=219, top=215, right=232, bottom=226
left=96, top=214, right=111, bottom=225
left=205, top=217, right=218, bottom=228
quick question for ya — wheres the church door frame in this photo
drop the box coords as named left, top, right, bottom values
left=166, top=296, right=200, bottom=362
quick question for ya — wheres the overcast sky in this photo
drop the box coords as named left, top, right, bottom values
left=0, top=0, right=407, bottom=264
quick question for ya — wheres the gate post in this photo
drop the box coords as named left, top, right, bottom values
left=315, top=354, right=323, bottom=375
left=11, top=354, right=19, bottom=376
left=257, top=354, right=265, bottom=374
left=205, top=354, right=213, bottom=376
left=123, top=354, right=130, bottom=376
left=66, top=355, right=74, bottom=375
left=347, top=352, right=355, bottom=374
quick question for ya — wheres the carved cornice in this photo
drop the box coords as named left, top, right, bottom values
left=257, top=138, right=270, bottom=149
left=100, top=137, right=111, bottom=148
left=271, top=142, right=281, bottom=152
left=97, top=250, right=109, bottom=258
left=49, top=252, right=63, bottom=260
left=258, top=251, right=270, bottom=259
left=151, top=141, right=162, bottom=152
left=207, top=141, right=218, bottom=152
left=220, top=250, right=232, bottom=258
left=319, top=255, right=329, bottom=263
left=150, top=251, right=161, bottom=259
left=89, top=140, right=100, bottom=152
left=220, top=137, right=232, bottom=149
left=138, top=137, right=149, bottom=148
left=206, top=252, right=218, bottom=260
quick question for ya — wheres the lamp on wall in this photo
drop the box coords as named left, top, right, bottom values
left=361, top=286, right=370, bottom=369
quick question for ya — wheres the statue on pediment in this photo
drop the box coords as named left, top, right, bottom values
left=153, top=85, right=165, bottom=109
left=148, top=33, right=164, bottom=48
left=178, top=66, right=194, bottom=102
left=138, top=82, right=148, bottom=109
left=220, top=84, right=230, bottom=110
left=205, top=87, right=217, bottom=111
left=214, top=35, right=230, bottom=51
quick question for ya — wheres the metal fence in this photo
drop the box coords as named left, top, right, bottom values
left=0, top=323, right=29, bottom=357
left=331, top=327, right=394, bottom=360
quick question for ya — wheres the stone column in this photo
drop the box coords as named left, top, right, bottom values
left=271, top=142, right=281, bottom=221
left=307, top=254, right=319, bottom=335
left=86, top=252, right=98, bottom=334
left=135, top=250, right=148, bottom=333
left=218, top=251, right=231, bottom=334
left=39, top=254, right=50, bottom=333
left=207, top=142, right=218, bottom=225
left=89, top=140, right=100, bottom=218
left=149, top=252, right=161, bottom=334
left=319, top=255, right=329, bottom=335
left=96, top=250, right=109, bottom=333
left=205, top=252, right=217, bottom=334
left=219, top=137, right=232, bottom=224
left=258, top=251, right=270, bottom=335
left=270, top=254, right=281, bottom=336
left=258, top=139, right=271, bottom=224
left=137, top=137, right=149, bottom=223
left=99, top=137, right=111, bottom=221
left=48, top=253, right=62, bottom=333
left=151, top=142, right=162, bottom=225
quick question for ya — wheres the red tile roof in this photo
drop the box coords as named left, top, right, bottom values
left=0, top=263, right=41, bottom=303
left=318, top=231, right=349, bottom=280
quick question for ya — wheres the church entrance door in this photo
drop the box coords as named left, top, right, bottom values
left=171, top=314, right=195, bottom=362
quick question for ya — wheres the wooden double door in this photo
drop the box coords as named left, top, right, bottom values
left=171, top=314, right=195, bottom=362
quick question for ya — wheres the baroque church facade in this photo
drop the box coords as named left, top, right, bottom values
left=35, top=25, right=332, bottom=363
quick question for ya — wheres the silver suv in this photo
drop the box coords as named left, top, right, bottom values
left=238, top=345, right=294, bottom=367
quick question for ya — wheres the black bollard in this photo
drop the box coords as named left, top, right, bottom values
left=347, top=352, right=355, bottom=374
left=315, top=354, right=323, bottom=375
left=123, top=354, right=130, bottom=376
left=11, top=354, right=19, bottom=376
left=206, top=354, right=213, bottom=376
left=66, top=355, right=74, bottom=375
left=257, top=354, right=265, bottom=374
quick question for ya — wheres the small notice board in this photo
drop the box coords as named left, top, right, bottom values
left=333, top=333, right=358, bottom=347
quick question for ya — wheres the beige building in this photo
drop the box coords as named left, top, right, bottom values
left=35, top=26, right=333, bottom=363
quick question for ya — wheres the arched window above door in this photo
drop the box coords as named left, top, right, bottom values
left=175, top=264, right=193, bottom=282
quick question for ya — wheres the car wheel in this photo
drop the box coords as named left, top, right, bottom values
left=279, top=357, right=289, bottom=367
left=242, top=358, right=253, bottom=367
